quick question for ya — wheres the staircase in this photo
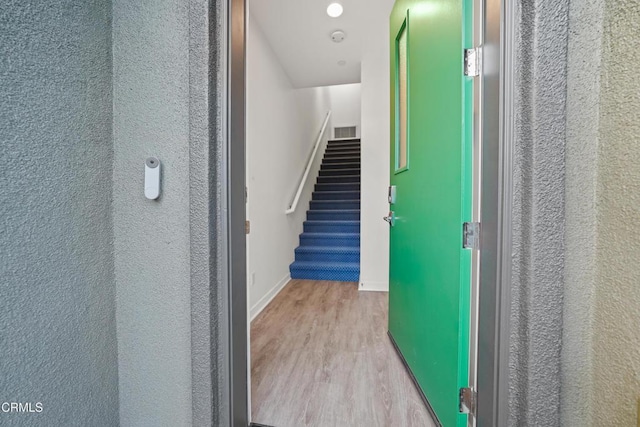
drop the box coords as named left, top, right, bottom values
left=289, top=138, right=361, bottom=282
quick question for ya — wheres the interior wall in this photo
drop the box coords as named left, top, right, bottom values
left=0, top=0, right=119, bottom=425
left=112, top=0, right=193, bottom=424
left=328, top=83, right=362, bottom=137
left=246, top=11, right=332, bottom=317
left=358, top=0, right=395, bottom=292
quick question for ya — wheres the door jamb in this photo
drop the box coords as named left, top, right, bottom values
left=476, top=0, right=514, bottom=425
left=198, top=0, right=249, bottom=425
left=227, top=0, right=249, bottom=424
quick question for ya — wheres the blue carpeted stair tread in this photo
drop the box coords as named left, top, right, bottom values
left=298, top=232, right=360, bottom=239
left=328, top=138, right=361, bottom=143
left=318, top=168, right=360, bottom=176
left=307, top=209, right=360, bottom=221
left=317, top=175, right=360, bottom=183
left=312, top=191, right=360, bottom=200
left=321, top=162, right=361, bottom=169
left=294, top=246, right=360, bottom=263
left=309, top=200, right=360, bottom=210
left=304, top=220, right=360, bottom=225
left=315, top=183, right=360, bottom=191
left=322, top=157, right=360, bottom=163
left=324, top=151, right=361, bottom=157
left=289, top=261, right=360, bottom=282
left=290, top=261, right=360, bottom=270
left=295, top=245, right=360, bottom=254
left=298, top=232, right=360, bottom=247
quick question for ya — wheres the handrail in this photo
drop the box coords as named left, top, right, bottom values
left=285, top=110, right=332, bottom=214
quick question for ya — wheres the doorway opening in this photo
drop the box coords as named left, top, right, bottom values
left=245, top=1, right=433, bottom=425
left=222, top=0, right=512, bottom=422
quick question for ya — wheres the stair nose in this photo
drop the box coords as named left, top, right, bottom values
left=317, top=175, right=360, bottom=184
left=326, top=144, right=360, bottom=151
left=312, top=191, right=360, bottom=201
left=321, top=162, right=361, bottom=170
left=299, top=232, right=360, bottom=247
left=328, top=138, right=360, bottom=144
left=324, top=151, right=361, bottom=158
left=307, top=209, right=360, bottom=221
left=295, top=246, right=360, bottom=263
left=315, top=183, right=360, bottom=192
left=318, top=168, right=360, bottom=177
left=323, top=156, right=360, bottom=164
left=304, top=220, right=360, bottom=234
left=326, top=145, right=361, bottom=152
left=310, top=200, right=360, bottom=210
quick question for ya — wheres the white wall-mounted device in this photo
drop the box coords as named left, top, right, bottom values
left=144, top=157, right=161, bottom=200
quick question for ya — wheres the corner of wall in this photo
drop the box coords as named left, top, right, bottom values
left=561, top=0, right=604, bottom=424
left=358, top=1, right=393, bottom=293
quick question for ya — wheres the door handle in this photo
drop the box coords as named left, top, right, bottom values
left=383, top=211, right=395, bottom=226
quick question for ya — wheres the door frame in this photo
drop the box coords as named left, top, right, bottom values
left=195, top=0, right=516, bottom=425
left=475, top=0, right=515, bottom=425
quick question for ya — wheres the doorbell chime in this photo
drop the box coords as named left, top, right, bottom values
left=145, top=157, right=161, bottom=200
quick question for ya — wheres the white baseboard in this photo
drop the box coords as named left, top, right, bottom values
left=250, top=273, right=291, bottom=321
left=358, top=280, right=389, bottom=292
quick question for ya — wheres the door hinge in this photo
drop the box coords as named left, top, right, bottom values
left=464, top=47, right=481, bottom=77
left=245, top=220, right=250, bottom=235
left=463, top=222, right=480, bottom=250
left=459, top=387, right=477, bottom=415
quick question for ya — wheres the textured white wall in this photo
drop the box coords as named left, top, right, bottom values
left=246, top=13, right=332, bottom=316
left=328, top=83, right=362, bottom=137
left=509, top=1, right=569, bottom=423
left=358, top=0, right=395, bottom=292
left=112, top=0, right=193, bottom=424
left=591, top=2, right=640, bottom=424
left=0, top=1, right=119, bottom=425
left=562, top=1, right=640, bottom=425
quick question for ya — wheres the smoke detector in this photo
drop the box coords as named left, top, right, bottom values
left=331, top=30, right=346, bottom=43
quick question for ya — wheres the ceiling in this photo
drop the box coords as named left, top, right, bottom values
left=249, top=0, right=370, bottom=88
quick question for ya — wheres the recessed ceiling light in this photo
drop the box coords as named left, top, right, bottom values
left=327, top=3, right=343, bottom=18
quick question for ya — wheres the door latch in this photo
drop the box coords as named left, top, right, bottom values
left=383, top=211, right=396, bottom=227
left=459, top=387, right=477, bottom=415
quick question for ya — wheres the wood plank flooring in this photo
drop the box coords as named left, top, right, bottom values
left=250, top=279, right=437, bottom=427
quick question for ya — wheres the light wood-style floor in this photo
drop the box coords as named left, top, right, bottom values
left=250, top=279, right=437, bottom=427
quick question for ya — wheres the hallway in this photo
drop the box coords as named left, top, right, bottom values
left=250, top=280, right=436, bottom=427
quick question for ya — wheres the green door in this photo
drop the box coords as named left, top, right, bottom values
left=388, top=1, right=473, bottom=426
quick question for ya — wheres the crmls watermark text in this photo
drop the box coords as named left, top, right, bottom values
left=1, top=402, right=43, bottom=413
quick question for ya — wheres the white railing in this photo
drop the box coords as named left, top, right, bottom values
left=285, top=110, right=332, bottom=214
